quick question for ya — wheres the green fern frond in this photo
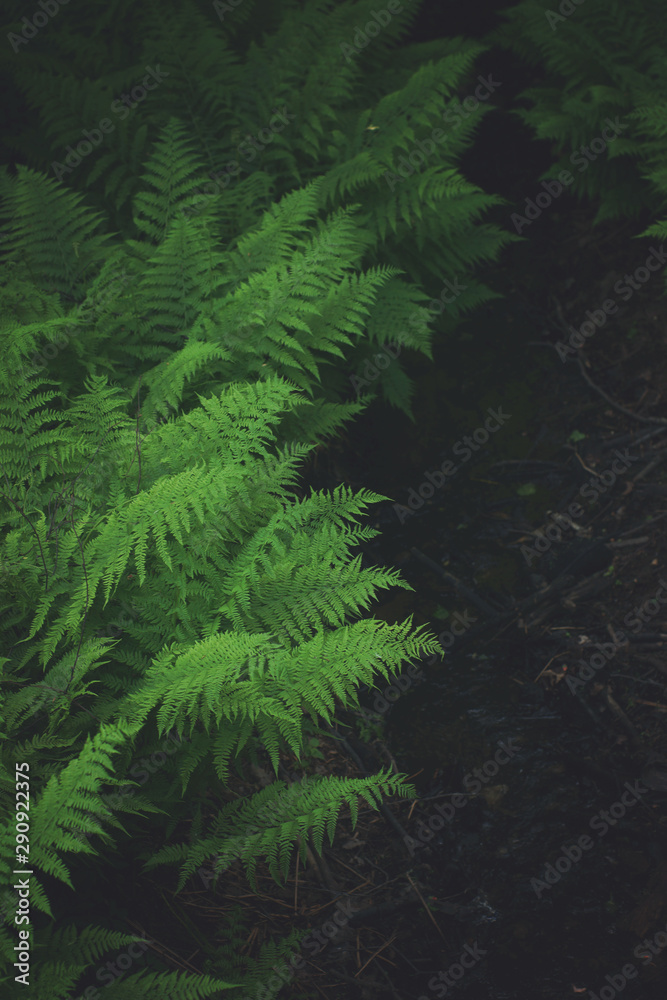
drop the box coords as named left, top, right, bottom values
left=133, top=120, right=213, bottom=243
left=146, top=768, right=415, bottom=892
left=0, top=166, right=112, bottom=298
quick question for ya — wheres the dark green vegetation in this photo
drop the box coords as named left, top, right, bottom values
left=1, top=1, right=667, bottom=997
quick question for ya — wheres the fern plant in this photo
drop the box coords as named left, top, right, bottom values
left=490, top=0, right=667, bottom=225
left=0, top=306, right=440, bottom=998
left=1, top=0, right=517, bottom=416
left=0, top=123, right=441, bottom=429
left=0, top=4, right=522, bottom=995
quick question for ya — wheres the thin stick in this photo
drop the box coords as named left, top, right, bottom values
left=572, top=449, right=599, bottom=477
left=632, top=698, right=667, bottom=711
left=125, top=919, right=201, bottom=975
left=354, top=933, right=398, bottom=977
left=633, top=457, right=663, bottom=482
left=576, top=353, right=667, bottom=425
left=293, top=841, right=299, bottom=913
left=405, top=874, right=447, bottom=943
left=534, top=652, right=566, bottom=682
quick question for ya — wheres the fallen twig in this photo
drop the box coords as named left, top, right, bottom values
left=600, top=685, right=643, bottom=745
left=575, top=353, right=667, bottom=425
left=602, top=425, right=667, bottom=448
left=633, top=457, right=664, bottom=482
left=326, top=725, right=417, bottom=856
left=632, top=698, right=667, bottom=711
left=405, top=874, right=447, bottom=944
left=354, top=932, right=398, bottom=977
left=610, top=513, right=667, bottom=538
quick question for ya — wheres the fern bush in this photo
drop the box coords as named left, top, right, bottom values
left=0, top=346, right=441, bottom=997
left=0, top=147, right=442, bottom=997
left=0, top=149, right=436, bottom=438
left=491, top=0, right=667, bottom=226
left=1, top=0, right=517, bottom=416
left=0, top=3, right=527, bottom=995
